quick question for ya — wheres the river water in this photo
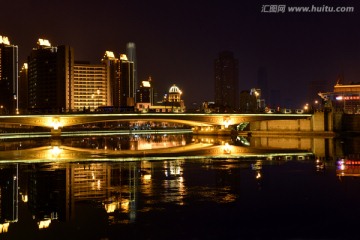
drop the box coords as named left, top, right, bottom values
left=0, top=133, right=359, bottom=240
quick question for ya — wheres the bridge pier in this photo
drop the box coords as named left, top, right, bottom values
left=51, top=128, right=62, bottom=137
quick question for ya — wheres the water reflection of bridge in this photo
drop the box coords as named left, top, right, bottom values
left=0, top=135, right=319, bottom=162
left=0, top=135, right=354, bottom=233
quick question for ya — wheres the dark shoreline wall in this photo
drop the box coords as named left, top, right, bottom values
left=341, top=114, right=360, bottom=132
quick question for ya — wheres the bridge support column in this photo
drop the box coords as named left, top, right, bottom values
left=51, top=128, right=62, bottom=137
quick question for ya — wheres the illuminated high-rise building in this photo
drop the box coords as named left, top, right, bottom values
left=73, top=61, right=108, bottom=111
left=0, top=35, right=18, bottom=114
left=18, top=63, right=28, bottom=113
left=135, top=77, right=154, bottom=112
left=28, top=39, right=74, bottom=112
left=214, top=51, right=239, bottom=111
left=119, top=54, right=135, bottom=107
left=136, top=77, right=153, bottom=104
left=101, top=51, right=120, bottom=107
left=126, top=42, right=137, bottom=99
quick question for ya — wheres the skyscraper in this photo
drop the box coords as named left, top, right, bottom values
left=135, top=77, right=154, bottom=112
left=136, top=77, right=153, bottom=104
left=73, top=61, right=108, bottom=111
left=18, top=63, right=28, bottom=113
left=27, top=39, right=74, bottom=112
left=102, top=51, right=120, bottom=107
left=126, top=42, right=137, bottom=99
left=214, top=51, right=239, bottom=111
left=0, top=35, right=18, bottom=114
left=119, top=54, right=135, bottom=107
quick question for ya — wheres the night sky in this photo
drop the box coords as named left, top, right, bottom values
left=2, top=0, right=360, bottom=108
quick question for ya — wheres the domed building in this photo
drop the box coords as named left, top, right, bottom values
left=165, top=84, right=185, bottom=112
left=168, top=84, right=182, bottom=103
left=136, top=81, right=185, bottom=113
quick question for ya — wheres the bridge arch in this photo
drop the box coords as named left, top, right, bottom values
left=0, top=113, right=313, bottom=133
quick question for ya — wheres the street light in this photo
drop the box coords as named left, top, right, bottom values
left=254, top=91, right=260, bottom=110
left=336, top=96, right=346, bottom=112
left=304, top=103, right=309, bottom=112
left=314, top=100, right=319, bottom=111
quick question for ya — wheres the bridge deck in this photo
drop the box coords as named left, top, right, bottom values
left=0, top=113, right=312, bottom=128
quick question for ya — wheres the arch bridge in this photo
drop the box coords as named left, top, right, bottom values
left=0, top=113, right=312, bottom=133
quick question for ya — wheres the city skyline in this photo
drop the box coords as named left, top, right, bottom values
left=1, top=0, right=360, bottom=108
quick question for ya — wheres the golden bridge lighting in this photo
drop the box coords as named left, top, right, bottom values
left=50, top=146, right=62, bottom=158
left=222, top=117, right=232, bottom=128
left=223, top=142, right=232, bottom=154
left=50, top=117, right=63, bottom=130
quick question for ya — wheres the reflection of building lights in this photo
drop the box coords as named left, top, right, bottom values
left=223, top=119, right=230, bottom=128
left=50, top=146, right=62, bottom=158
left=142, top=174, right=151, bottom=181
left=337, top=159, right=345, bottom=171
left=104, top=202, right=119, bottom=213
left=256, top=172, right=261, bottom=179
left=223, top=143, right=231, bottom=154
left=38, top=219, right=51, bottom=229
left=97, top=179, right=101, bottom=190
left=51, top=118, right=62, bottom=130
left=121, top=199, right=130, bottom=212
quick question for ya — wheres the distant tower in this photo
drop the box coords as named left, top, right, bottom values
left=257, top=67, right=268, bottom=103
left=214, top=51, right=239, bottom=111
left=0, top=35, right=19, bottom=114
left=126, top=42, right=137, bottom=100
